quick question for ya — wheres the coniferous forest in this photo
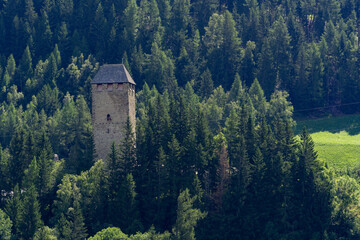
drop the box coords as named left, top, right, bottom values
left=1, top=0, right=360, bottom=239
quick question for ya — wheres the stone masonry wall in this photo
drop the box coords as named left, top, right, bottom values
left=92, top=82, right=136, bottom=161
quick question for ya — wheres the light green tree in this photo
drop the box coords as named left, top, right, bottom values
left=0, top=209, right=12, bottom=240
left=172, top=189, right=206, bottom=240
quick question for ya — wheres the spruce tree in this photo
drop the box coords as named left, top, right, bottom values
left=4, top=185, right=21, bottom=237
left=198, top=69, right=214, bottom=100
left=71, top=199, right=88, bottom=240
left=249, top=78, right=267, bottom=119
left=5, top=54, right=16, bottom=80
left=9, top=128, right=27, bottom=187
left=0, top=209, right=12, bottom=240
left=241, top=41, right=256, bottom=87
left=119, top=117, right=136, bottom=174
left=22, top=157, right=40, bottom=191
left=118, top=173, right=142, bottom=233
left=172, top=189, right=206, bottom=240
left=123, top=0, right=139, bottom=53
left=15, top=46, right=33, bottom=91
left=17, top=185, right=43, bottom=240
left=0, top=146, right=10, bottom=191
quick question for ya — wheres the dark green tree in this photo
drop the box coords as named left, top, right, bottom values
left=68, top=95, right=93, bottom=173
left=17, top=185, right=43, bottom=240
left=122, top=0, right=139, bottom=54
left=198, top=69, right=214, bottom=100
left=138, top=0, right=162, bottom=53
left=119, top=117, right=136, bottom=174
left=241, top=41, right=256, bottom=87
left=15, top=46, right=33, bottom=91
left=172, top=189, right=206, bottom=240
left=9, top=127, right=27, bottom=187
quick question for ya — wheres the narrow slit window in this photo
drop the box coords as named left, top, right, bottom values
left=107, top=114, right=111, bottom=121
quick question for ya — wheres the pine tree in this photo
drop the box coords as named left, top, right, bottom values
left=244, top=0, right=260, bottom=42
left=24, top=0, right=38, bottom=26
left=6, top=54, right=16, bottom=80
left=221, top=10, right=242, bottom=90
left=15, top=46, right=33, bottom=91
left=122, top=0, right=139, bottom=54
left=145, top=42, right=177, bottom=92
left=267, top=16, right=292, bottom=90
left=172, top=189, right=206, bottom=240
left=118, top=173, right=142, bottom=233
left=36, top=131, right=53, bottom=193
left=23, top=130, right=36, bottom=167
left=71, top=199, right=88, bottom=240
left=36, top=84, right=60, bottom=116
left=33, top=226, right=58, bottom=240
left=157, top=0, right=171, bottom=28
left=90, top=2, right=107, bottom=61
left=168, top=135, right=182, bottom=198
left=0, top=209, right=12, bottom=240
left=35, top=10, right=53, bottom=57
left=138, top=0, right=163, bottom=53
left=56, top=214, right=72, bottom=240
left=4, top=185, right=21, bottom=236
left=53, top=176, right=87, bottom=239
left=249, top=78, right=267, bottom=123
left=70, top=95, right=93, bottom=173
left=0, top=146, right=10, bottom=191
left=17, top=185, right=43, bottom=240
left=228, top=73, right=245, bottom=103
left=9, top=128, right=27, bottom=187
left=22, top=157, right=40, bottom=191
left=198, top=69, right=214, bottom=100
left=258, top=38, right=276, bottom=97
left=119, top=116, right=136, bottom=174
left=241, top=41, right=256, bottom=87
left=167, top=0, right=191, bottom=55
left=191, top=0, right=219, bottom=32
left=212, top=133, right=230, bottom=212
left=107, top=142, right=120, bottom=193
left=44, top=53, right=57, bottom=87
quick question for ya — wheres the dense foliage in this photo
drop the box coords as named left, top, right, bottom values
left=1, top=0, right=360, bottom=239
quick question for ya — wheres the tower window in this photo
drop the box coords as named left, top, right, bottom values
left=107, top=114, right=111, bottom=121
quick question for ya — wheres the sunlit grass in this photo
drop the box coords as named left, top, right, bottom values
left=295, top=115, right=360, bottom=169
left=311, top=131, right=360, bottom=169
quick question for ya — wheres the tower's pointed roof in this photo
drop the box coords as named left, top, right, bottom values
left=92, top=64, right=136, bottom=85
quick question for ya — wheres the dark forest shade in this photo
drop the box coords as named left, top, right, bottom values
left=0, top=0, right=360, bottom=239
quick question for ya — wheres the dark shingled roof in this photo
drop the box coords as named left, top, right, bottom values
left=92, top=64, right=136, bottom=85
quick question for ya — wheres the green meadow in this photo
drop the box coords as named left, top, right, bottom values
left=295, top=114, right=360, bottom=170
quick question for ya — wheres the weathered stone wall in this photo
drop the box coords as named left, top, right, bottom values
left=92, top=82, right=136, bottom=161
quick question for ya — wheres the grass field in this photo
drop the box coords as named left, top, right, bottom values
left=294, top=114, right=360, bottom=170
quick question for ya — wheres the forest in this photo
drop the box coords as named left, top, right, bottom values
left=0, top=0, right=360, bottom=239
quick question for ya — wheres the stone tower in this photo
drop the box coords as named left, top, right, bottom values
left=91, top=64, right=136, bottom=161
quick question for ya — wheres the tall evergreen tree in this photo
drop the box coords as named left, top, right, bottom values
left=17, top=185, right=43, bottom=240
left=122, top=0, right=139, bottom=54
left=119, top=117, right=136, bottom=174
left=9, top=127, right=27, bottom=187
left=172, top=189, right=206, bottom=240
left=15, top=45, right=33, bottom=91
left=0, top=209, right=12, bottom=240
